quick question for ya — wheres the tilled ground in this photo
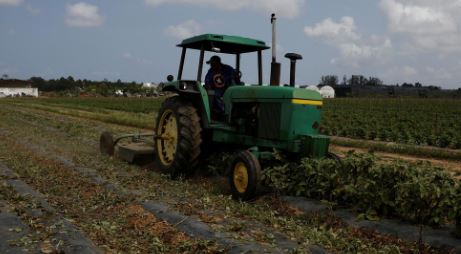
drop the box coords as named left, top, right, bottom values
left=0, top=103, right=451, bottom=253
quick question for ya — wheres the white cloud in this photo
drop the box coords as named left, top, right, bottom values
left=65, top=2, right=104, bottom=28
left=304, top=17, right=360, bottom=42
left=145, top=0, right=304, bottom=18
left=380, top=0, right=461, bottom=52
left=380, top=0, right=457, bottom=35
left=338, top=39, right=391, bottom=60
left=0, top=0, right=22, bottom=6
left=164, top=20, right=202, bottom=40
left=305, top=17, right=392, bottom=67
left=375, top=0, right=461, bottom=87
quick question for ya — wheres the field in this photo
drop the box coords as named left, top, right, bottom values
left=0, top=97, right=460, bottom=253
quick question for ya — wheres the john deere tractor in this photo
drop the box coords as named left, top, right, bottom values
left=152, top=33, right=331, bottom=200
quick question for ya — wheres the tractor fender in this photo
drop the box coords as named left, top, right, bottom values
left=160, top=81, right=211, bottom=128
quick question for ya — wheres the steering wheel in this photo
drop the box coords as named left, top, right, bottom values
left=235, top=70, right=243, bottom=84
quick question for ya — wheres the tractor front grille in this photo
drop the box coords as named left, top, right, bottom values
left=258, top=103, right=281, bottom=140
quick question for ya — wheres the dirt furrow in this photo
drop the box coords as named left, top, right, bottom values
left=0, top=163, right=102, bottom=254
left=0, top=139, right=222, bottom=253
left=0, top=200, right=40, bottom=254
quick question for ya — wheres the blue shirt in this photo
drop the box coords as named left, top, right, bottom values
left=204, top=64, right=235, bottom=91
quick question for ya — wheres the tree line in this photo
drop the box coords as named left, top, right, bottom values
left=27, top=76, right=158, bottom=96
left=319, top=75, right=443, bottom=90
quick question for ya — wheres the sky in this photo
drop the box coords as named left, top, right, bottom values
left=1, top=0, right=461, bottom=89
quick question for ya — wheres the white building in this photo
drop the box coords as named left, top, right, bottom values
left=0, top=87, right=39, bottom=97
left=143, top=82, right=159, bottom=88
left=0, top=80, right=38, bottom=97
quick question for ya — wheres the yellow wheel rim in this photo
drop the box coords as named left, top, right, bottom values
left=233, top=162, right=249, bottom=194
left=156, top=109, right=178, bottom=166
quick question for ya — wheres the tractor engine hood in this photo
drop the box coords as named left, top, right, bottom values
left=224, top=86, right=322, bottom=103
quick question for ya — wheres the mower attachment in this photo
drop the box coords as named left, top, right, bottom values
left=99, top=131, right=156, bottom=163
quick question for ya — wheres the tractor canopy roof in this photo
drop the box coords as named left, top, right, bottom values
left=178, top=34, right=270, bottom=54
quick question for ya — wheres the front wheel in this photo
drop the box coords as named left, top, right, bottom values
left=228, top=150, right=262, bottom=201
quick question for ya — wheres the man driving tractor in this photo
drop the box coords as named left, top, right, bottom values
left=204, top=55, right=238, bottom=117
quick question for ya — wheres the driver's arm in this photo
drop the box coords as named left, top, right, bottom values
left=204, top=70, right=213, bottom=90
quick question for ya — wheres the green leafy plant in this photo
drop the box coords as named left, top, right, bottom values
left=263, top=152, right=461, bottom=227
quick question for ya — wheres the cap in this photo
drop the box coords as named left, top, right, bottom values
left=206, top=55, right=221, bottom=64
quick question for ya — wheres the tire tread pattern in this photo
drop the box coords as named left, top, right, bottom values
left=154, top=96, right=202, bottom=177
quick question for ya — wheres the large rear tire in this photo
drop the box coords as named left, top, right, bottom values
left=154, top=96, right=202, bottom=177
left=228, top=150, right=262, bottom=201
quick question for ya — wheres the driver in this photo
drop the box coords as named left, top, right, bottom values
left=204, top=55, right=236, bottom=117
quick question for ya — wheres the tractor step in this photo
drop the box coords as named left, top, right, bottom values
left=116, top=142, right=155, bottom=164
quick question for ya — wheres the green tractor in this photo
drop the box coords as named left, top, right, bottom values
left=100, top=15, right=335, bottom=200
left=152, top=33, right=332, bottom=200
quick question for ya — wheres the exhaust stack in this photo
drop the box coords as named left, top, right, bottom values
left=270, top=13, right=281, bottom=86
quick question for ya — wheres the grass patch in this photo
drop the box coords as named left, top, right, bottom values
left=10, top=102, right=154, bottom=129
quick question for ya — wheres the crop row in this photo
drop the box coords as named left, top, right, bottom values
left=21, top=97, right=164, bottom=113
left=321, top=98, right=461, bottom=149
